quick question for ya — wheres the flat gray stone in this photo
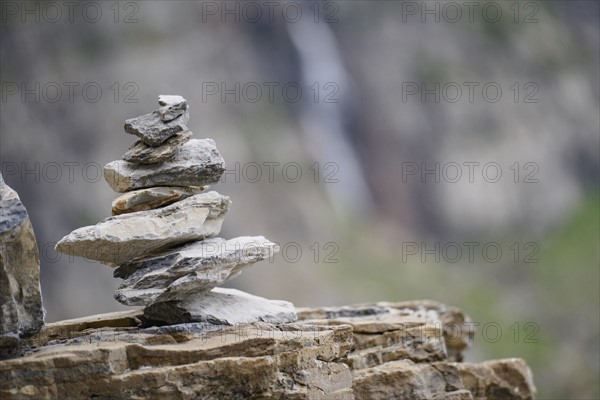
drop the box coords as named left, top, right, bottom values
left=104, top=139, right=226, bottom=193
left=55, top=192, right=230, bottom=265
left=113, top=236, right=279, bottom=306
left=143, top=288, right=297, bottom=325
left=0, top=173, right=45, bottom=344
left=122, top=130, right=192, bottom=165
left=124, top=110, right=189, bottom=146
left=111, top=185, right=207, bottom=215
left=158, top=95, right=188, bottom=122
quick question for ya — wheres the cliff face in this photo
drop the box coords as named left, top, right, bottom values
left=0, top=300, right=536, bottom=400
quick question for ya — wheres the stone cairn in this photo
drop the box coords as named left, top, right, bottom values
left=56, top=95, right=297, bottom=326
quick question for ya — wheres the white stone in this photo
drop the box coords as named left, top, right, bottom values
left=143, top=288, right=297, bottom=325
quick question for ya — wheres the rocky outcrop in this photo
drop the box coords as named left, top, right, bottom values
left=0, top=173, right=45, bottom=350
left=352, top=358, right=535, bottom=400
left=0, top=300, right=536, bottom=399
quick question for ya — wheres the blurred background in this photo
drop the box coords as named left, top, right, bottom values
left=1, top=1, right=598, bottom=398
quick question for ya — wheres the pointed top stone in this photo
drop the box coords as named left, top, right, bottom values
left=158, top=95, right=187, bottom=107
left=158, top=95, right=188, bottom=122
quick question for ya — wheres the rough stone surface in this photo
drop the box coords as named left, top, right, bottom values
left=114, top=236, right=279, bottom=306
left=111, top=185, right=207, bottom=216
left=352, top=358, right=536, bottom=400
left=124, top=110, right=189, bottom=146
left=104, top=139, right=226, bottom=192
left=298, top=300, right=474, bottom=362
left=143, top=288, right=297, bottom=325
left=0, top=302, right=536, bottom=399
left=158, top=95, right=188, bottom=122
left=122, top=130, right=192, bottom=165
left=0, top=174, right=45, bottom=349
left=55, top=192, right=230, bottom=265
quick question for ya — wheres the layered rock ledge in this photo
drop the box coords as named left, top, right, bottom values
left=0, top=300, right=536, bottom=399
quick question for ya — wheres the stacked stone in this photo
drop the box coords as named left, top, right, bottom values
left=56, top=96, right=296, bottom=326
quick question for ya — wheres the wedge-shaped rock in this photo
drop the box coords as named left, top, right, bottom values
left=122, top=130, right=192, bottom=165
left=111, top=185, right=207, bottom=216
left=113, top=236, right=279, bottom=306
left=124, top=110, right=189, bottom=146
left=144, top=288, right=297, bottom=325
left=55, top=192, right=230, bottom=265
left=0, top=174, right=45, bottom=346
left=104, top=139, right=226, bottom=193
left=158, top=95, right=188, bottom=122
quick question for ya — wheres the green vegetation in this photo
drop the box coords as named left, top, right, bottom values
left=327, top=190, right=599, bottom=398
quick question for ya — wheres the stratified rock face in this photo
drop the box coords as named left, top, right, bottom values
left=124, top=110, right=189, bottom=146
left=144, top=287, right=297, bottom=325
left=0, top=174, right=45, bottom=346
left=55, top=192, right=230, bottom=265
left=0, top=301, right=536, bottom=399
left=111, top=185, right=207, bottom=216
left=104, top=139, right=226, bottom=192
left=158, top=95, right=188, bottom=122
left=114, top=236, right=279, bottom=306
left=122, top=130, right=192, bottom=165
left=298, top=300, right=474, bottom=363
left=352, top=358, right=536, bottom=400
